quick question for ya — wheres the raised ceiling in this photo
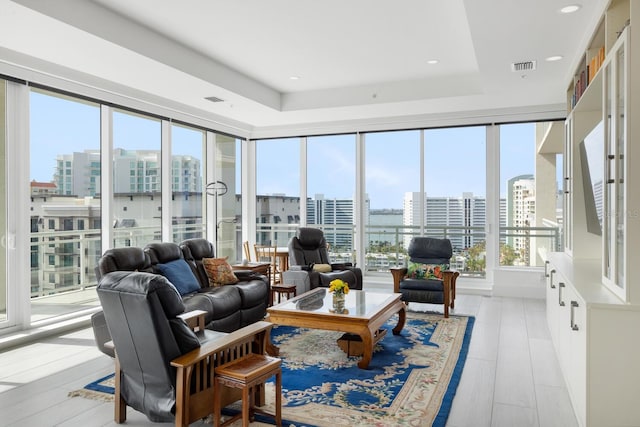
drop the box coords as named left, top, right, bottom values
left=3, top=0, right=608, bottom=134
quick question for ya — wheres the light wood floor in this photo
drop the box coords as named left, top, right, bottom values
left=0, top=293, right=578, bottom=427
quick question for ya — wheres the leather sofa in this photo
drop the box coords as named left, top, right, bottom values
left=91, top=238, right=269, bottom=357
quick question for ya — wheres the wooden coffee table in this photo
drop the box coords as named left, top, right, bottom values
left=267, top=288, right=406, bottom=369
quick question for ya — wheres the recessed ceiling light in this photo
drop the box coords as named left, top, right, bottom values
left=289, top=76, right=300, bottom=80
left=559, top=4, right=581, bottom=13
left=546, top=55, right=563, bottom=62
left=427, top=59, right=439, bottom=65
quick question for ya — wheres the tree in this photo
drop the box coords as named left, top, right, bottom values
left=500, top=243, right=518, bottom=266
left=466, top=241, right=486, bottom=272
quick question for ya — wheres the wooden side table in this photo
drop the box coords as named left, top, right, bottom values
left=270, top=283, right=297, bottom=305
left=213, top=353, right=282, bottom=427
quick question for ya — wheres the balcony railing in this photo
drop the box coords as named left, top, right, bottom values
left=28, top=222, right=560, bottom=302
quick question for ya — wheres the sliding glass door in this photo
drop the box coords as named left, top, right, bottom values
left=0, top=80, right=7, bottom=324
left=29, top=89, right=102, bottom=322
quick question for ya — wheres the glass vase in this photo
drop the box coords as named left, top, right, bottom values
left=332, top=292, right=345, bottom=313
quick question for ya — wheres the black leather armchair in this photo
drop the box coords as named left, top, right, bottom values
left=283, top=227, right=362, bottom=293
left=390, top=237, right=458, bottom=317
left=91, top=246, right=153, bottom=358
left=97, top=270, right=273, bottom=426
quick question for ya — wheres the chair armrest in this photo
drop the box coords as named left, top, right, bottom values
left=177, top=309, right=207, bottom=332
left=169, top=321, right=274, bottom=423
left=171, top=321, right=273, bottom=368
left=289, top=265, right=313, bottom=271
left=390, top=268, right=407, bottom=293
left=330, top=262, right=353, bottom=270
left=234, top=269, right=268, bottom=283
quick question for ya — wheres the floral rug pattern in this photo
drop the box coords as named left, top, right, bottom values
left=265, top=312, right=474, bottom=427
left=71, top=312, right=473, bottom=427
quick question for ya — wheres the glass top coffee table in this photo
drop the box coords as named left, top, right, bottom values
left=266, top=288, right=406, bottom=369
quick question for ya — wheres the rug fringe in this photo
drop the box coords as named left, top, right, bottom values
left=68, top=389, right=114, bottom=402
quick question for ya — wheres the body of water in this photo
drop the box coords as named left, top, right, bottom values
left=368, top=211, right=403, bottom=246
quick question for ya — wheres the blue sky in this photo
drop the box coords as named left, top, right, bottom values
left=31, top=90, right=549, bottom=210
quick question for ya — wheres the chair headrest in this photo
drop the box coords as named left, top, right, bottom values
left=145, top=242, right=184, bottom=265
left=295, top=227, right=325, bottom=248
left=180, top=238, right=214, bottom=261
left=98, top=271, right=185, bottom=318
left=99, top=247, right=150, bottom=275
left=408, top=237, right=452, bottom=263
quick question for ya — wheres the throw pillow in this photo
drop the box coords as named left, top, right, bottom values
left=312, top=263, right=332, bottom=273
left=202, top=257, right=239, bottom=287
left=155, top=259, right=201, bottom=296
left=405, top=261, right=448, bottom=280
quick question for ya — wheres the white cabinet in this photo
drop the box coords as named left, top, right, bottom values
left=564, top=0, right=640, bottom=303
left=546, top=253, right=640, bottom=427
left=551, top=1, right=640, bottom=425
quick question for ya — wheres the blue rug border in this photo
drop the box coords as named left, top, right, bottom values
left=84, top=372, right=115, bottom=394
left=433, top=314, right=475, bottom=427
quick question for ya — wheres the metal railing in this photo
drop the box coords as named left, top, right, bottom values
left=28, top=221, right=561, bottom=300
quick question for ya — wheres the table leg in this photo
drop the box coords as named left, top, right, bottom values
left=392, top=303, right=407, bottom=335
left=357, top=327, right=375, bottom=369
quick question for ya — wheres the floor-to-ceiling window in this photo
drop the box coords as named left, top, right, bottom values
left=111, top=109, right=162, bottom=247
left=364, top=130, right=420, bottom=271
left=499, top=121, right=563, bottom=267
left=213, top=133, right=241, bottom=260
left=29, top=89, right=101, bottom=322
left=307, top=134, right=356, bottom=262
left=0, top=80, right=6, bottom=324
left=255, top=137, right=300, bottom=247
left=425, top=126, right=486, bottom=277
left=2, top=70, right=567, bottom=334
left=170, top=123, right=205, bottom=243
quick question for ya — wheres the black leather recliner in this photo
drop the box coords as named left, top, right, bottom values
left=391, top=237, right=459, bottom=317
left=97, top=269, right=272, bottom=424
left=284, top=227, right=362, bottom=292
left=91, top=246, right=153, bottom=357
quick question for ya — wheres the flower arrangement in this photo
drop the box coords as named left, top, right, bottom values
left=329, top=278, right=350, bottom=295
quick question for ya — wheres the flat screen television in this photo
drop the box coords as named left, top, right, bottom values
left=578, top=121, right=604, bottom=236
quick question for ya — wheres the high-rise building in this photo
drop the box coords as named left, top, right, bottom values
left=307, top=193, right=369, bottom=248
left=507, top=175, right=535, bottom=257
left=55, top=151, right=100, bottom=197
left=53, top=149, right=201, bottom=197
left=403, top=192, right=507, bottom=251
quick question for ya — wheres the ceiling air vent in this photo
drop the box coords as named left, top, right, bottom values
left=511, top=60, right=537, bottom=72
left=205, top=96, right=225, bottom=103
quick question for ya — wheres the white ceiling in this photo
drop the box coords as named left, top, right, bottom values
left=2, top=0, right=609, bottom=134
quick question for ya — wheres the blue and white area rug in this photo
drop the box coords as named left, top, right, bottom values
left=266, top=312, right=474, bottom=427
left=71, top=312, right=474, bottom=427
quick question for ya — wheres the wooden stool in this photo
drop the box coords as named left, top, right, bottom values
left=213, top=354, right=282, bottom=427
left=270, top=283, right=297, bottom=305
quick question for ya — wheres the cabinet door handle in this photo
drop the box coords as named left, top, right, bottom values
left=564, top=177, right=570, bottom=194
left=570, top=300, right=580, bottom=331
left=544, top=260, right=550, bottom=277
left=549, top=269, right=556, bottom=289
left=558, top=282, right=565, bottom=306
